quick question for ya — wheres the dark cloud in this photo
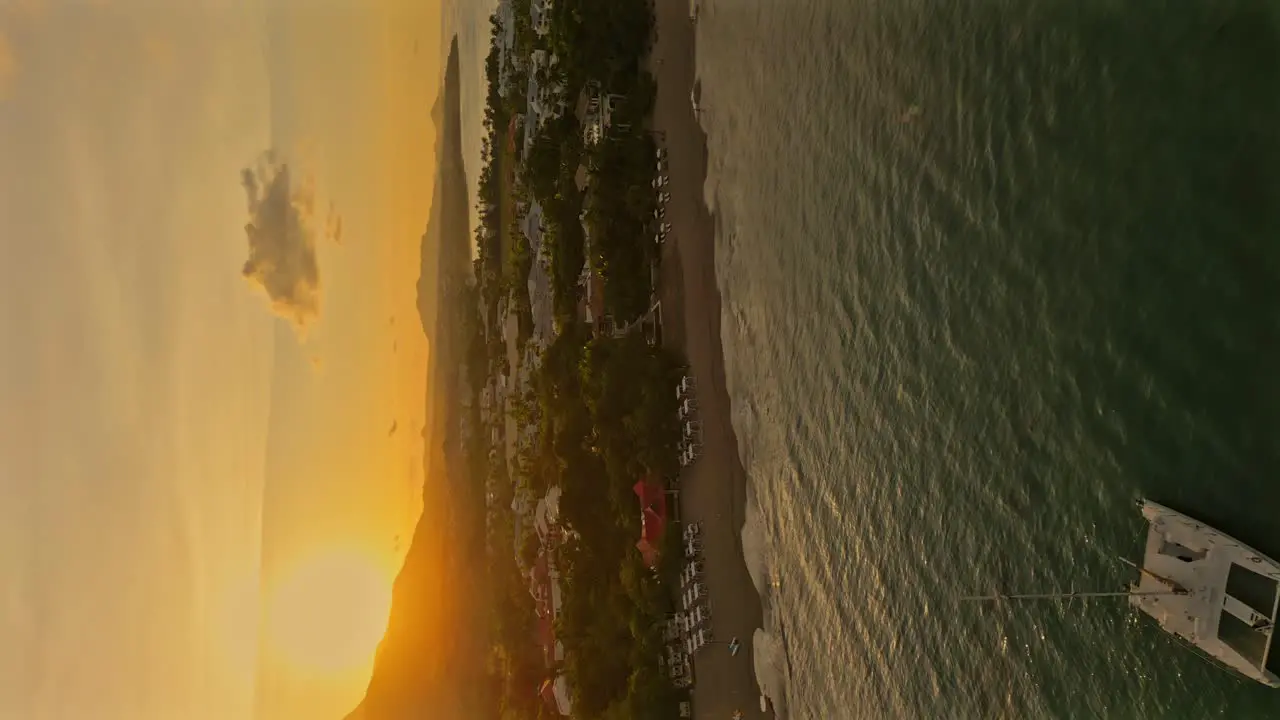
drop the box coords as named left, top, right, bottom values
left=327, top=201, right=344, bottom=245
left=239, top=152, right=335, bottom=329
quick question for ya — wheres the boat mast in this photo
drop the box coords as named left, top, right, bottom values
left=961, top=588, right=1188, bottom=602
left=963, top=556, right=1193, bottom=602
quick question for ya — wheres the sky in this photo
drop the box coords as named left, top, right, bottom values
left=0, top=1, right=444, bottom=718
left=447, top=0, right=497, bottom=241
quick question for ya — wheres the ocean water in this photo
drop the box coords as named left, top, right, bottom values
left=697, top=1, right=1280, bottom=718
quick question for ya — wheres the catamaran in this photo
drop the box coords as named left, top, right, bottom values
left=966, top=499, right=1280, bottom=687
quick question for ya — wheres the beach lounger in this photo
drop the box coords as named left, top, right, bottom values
left=682, top=400, right=697, bottom=419
left=681, top=566, right=701, bottom=585
left=694, top=629, right=710, bottom=648
left=688, top=606, right=706, bottom=627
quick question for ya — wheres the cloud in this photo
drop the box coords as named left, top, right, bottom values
left=326, top=201, right=344, bottom=245
left=239, top=152, right=338, bottom=329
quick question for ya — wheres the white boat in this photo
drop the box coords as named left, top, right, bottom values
left=1130, top=499, right=1280, bottom=687
left=965, top=499, right=1280, bottom=687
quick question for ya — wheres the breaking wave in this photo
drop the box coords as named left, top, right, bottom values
left=752, top=628, right=788, bottom=718
left=740, top=493, right=769, bottom=599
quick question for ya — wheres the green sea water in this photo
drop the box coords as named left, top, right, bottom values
left=697, top=0, right=1280, bottom=717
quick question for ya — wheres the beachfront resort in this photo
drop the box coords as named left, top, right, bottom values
left=452, top=0, right=770, bottom=717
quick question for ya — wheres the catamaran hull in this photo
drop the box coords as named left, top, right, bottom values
left=1132, top=499, right=1280, bottom=688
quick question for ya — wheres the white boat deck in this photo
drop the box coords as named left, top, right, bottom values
left=1131, top=500, right=1280, bottom=686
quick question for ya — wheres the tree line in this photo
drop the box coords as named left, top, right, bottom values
left=463, top=0, right=696, bottom=716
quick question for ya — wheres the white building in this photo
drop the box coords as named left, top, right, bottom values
left=583, top=91, right=629, bottom=146
left=549, top=675, right=572, bottom=716
left=583, top=93, right=611, bottom=146
left=527, top=51, right=567, bottom=125
left=531, top=0, right=554, bottom=36
left=533, top=486, right=562, bottom=546
left=497, top=0, right=516, bottom=94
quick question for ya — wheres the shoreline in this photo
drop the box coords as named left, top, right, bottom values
left=650, top=3, right=775, bottom=718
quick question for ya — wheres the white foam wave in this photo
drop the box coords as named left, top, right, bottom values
left=740, top=494, right=769, bottom=598
left=729, top=393, right=757, bottom=463
left=702, top=172, right=719, bottom=217
left=752, top=628, right=789, bottom=718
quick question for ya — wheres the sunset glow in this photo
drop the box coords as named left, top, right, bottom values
left=265, top=550, right=393, bottom=675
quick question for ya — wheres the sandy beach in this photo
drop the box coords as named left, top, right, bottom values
left=650, top=3, right=775, bottom=719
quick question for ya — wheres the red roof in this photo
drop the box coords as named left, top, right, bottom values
left=636, top=537, right=659, bottom=569
left=538, top=678, right=557, bottom=709
left=537, top=614, right=556, bottom=665
left=533, top=552, right=550, bottom=585
left=633, top=476, right=667, bottom=568
left=632, top=476, right=666, bottom=514
left=641, top=507, right=664, bottom=543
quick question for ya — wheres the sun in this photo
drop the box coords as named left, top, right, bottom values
left=265, top=549, right=393, bottom=674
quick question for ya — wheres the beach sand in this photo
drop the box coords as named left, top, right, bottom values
left=651, top=3, right=776, bottom=719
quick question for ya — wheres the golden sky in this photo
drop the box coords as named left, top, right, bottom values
left=0, top=0, right=446, bottom=718
left=251, top=1, right=444, bottom=716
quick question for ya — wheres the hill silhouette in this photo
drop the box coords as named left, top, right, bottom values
left=345, top=36, right=489, bottom=720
